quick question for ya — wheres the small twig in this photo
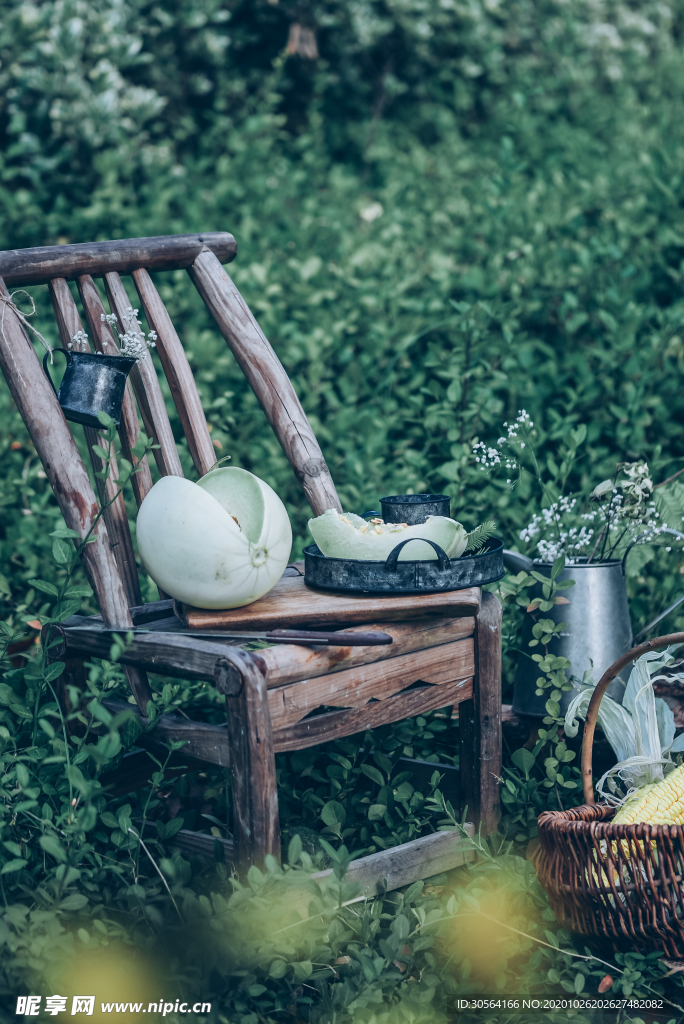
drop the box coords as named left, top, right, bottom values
left=128, top=828, right=183, bottom=923
left=655, top=466, right=684, bottom=489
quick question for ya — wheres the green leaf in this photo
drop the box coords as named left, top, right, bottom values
left=287, top=834, right=303, bottom=865
left=59, top=893, right=89, bottom=911
left=511, top=748, right=536, bottom=777
left=361, top=764, right=385, bottom=787
left=368, top=803, right=387, bottom=821
left=100, top=812, right=119, bottom=829
left=52, top=538, right=72, bottom=565
left=39, top=835, right=67, bottom=861
left=164, top=817, right=184, bottom=839
left=465, top=520, right=496, bottom=553
left=27, top=579, right=58, bottom=597
left=551, top=555, right=566, bottom=580
left=64, top=585, right=93, bottom=598
left=45, top=662, right=65, bottom=682
left=268, top=960, right=287, bottom=979
left=91, top=445, right=110, bottom=461
left=321, top=800, right=346, bottom=829
left=96, top=412, right=115, bottom=429
left=1, top=859, right=27, bottom=874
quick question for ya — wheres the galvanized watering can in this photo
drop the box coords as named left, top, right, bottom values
left=508, top=528, right=684, bottom=716
left=508, top=554, right=632, bottom=716
left=43, top=347, right=137, bottom=429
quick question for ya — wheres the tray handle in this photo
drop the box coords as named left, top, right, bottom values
left=582, top=630, right=684, bottom=804
left=384, top=538, right=451, bottom=572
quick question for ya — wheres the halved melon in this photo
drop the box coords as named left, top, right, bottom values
left=136, top=467, right=292, bottom=609
left=308, top=509, right=467, bottom=561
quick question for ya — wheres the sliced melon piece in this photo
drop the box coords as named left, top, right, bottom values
left=308, top=508, right=467, bottom=561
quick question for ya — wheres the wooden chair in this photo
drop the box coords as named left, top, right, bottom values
left=0, top=233, right=502, bottom=880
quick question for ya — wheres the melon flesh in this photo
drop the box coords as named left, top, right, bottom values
left=136, top=467, right=292, bottom=609
left=308, top=508, right=467, bottom=561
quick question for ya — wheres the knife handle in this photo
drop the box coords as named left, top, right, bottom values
left=266, top=628, right=392, bottom=646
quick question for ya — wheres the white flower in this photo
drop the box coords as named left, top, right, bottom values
left=360, top=202, right=383, bottom=222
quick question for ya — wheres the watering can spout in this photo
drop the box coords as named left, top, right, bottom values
left=503, top=549, right=534, bottom=574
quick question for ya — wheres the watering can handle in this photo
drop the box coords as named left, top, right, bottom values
left=384, top=537, right=451, bottom=572
left=620, top=527, right=684, bottom=575
left=581, top=630, right=684, bottom=805
left=42, top=347, right=70, bottom=395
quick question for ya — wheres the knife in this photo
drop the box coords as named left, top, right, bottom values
left=75, top=626, right=393, bottom=647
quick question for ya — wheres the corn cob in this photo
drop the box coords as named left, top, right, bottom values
left=612, top=764, right=684, bottom=825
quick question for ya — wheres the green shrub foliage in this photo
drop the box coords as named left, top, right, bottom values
left=2, top=0, right=684, bottom=1016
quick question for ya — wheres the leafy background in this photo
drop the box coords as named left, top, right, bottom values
left=2, top=0, right=684, bottom=1019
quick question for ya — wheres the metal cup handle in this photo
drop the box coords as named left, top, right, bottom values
left=384, top=537, right=451, bottom=572
left=42, top=347, right=71, bottom=396
left=360, top=511, right=381, bottom=519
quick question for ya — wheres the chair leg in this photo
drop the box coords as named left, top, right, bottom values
left=460, top=590, right=502, bottom=835
left=223, top=657, right=280, bottom=875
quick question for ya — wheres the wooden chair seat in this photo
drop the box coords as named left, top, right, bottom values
left=0, top=232, right=501, bottom=882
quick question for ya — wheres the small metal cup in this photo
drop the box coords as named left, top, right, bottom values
left=43, top=347, right=137, bottom=429
left=379, top=493, right=451, bottom=525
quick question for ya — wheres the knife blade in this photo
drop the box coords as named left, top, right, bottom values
left=80, top=627, right=393, bottom=647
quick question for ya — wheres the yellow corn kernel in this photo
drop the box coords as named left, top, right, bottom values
left=612, top=765, right=684, bottom=826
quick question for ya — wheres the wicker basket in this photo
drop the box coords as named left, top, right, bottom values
left=535, top=630, right=684, bottom=958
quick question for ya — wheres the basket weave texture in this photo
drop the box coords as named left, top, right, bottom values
left=534, top=629, right=684, bottom=957
left=536, top=803, right=684, bottom=957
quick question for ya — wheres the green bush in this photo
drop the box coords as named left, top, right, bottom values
left=2, top=0, right=684, bottom=1015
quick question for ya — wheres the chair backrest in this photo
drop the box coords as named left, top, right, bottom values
left=0, top=232, right=341, bottom=638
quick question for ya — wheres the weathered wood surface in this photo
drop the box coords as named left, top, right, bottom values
left=273, top=675, right=473, bottom=752
left=0, top=233, right=237, bottom=287
left=475, top=591, right=502, bottom=834
left=177, top=576, right=481, bottom=630
left=133, top=267, right=215, bottom=477
left=48, top=277, right=142, bottom=608
left=63, top=565, right=305, bottom=630
left=267, top=638, right=475, bottom=730
left=459, top=591, right=502, bottom=834
left=143, top=821, right=474, bottom=899
left=54, top=624, right=239, bottom=681
left=104, top=272, right=183, bottom=480
left=222, top=646, right=281, bottom=872
left=255, top=615, right=475, bottom=688
left=76, top=273, right=153, bottom=507
left=312, top=826, right=474, bottom=897
left=104, top=673, right=472, bottom=762
left=103, top=698, right=231, bottom=765
left=189, top=248, right=341, bottom=515
left=159, top=823, right=475, bottom=896
left=0, top=276, right=133, bottom=630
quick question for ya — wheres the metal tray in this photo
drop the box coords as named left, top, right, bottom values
left=303, top=537, right=504, bottom=594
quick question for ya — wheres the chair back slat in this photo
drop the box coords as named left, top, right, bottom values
left=0, top=276, right=133, bottom=627
left=76, top=274, right=153, bottom=507
left=189, top=249, right=341, bottom=516
left=48, top=278, right=142, bottom=607
left=104, top=272, right=183, bottom=479
left=0, top=232, right=237, bottom=287
left=132, top=268, right=216, bottom=477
